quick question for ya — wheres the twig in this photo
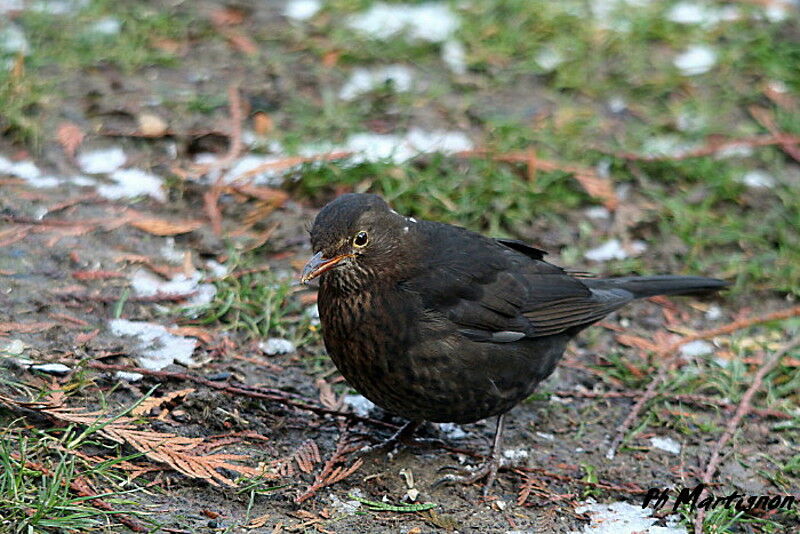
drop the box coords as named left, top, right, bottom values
left=607, top=306, right=800, bottom=459
left=85, top=361, right=397, bottom=429
left=54, top=291, right=198, bottom=303
left=550, top=389, right=793, bottom=420
left=693, top=334, right=800, bottom=534
left=11, top=454, right=147, bottom=532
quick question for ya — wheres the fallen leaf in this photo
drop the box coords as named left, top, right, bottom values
left=0, top=322, right=57, bottom=334
left=74, top=329, right=100, bottom=345
left=72, top=270, right=126, bottom=280
left=130, top=217, right=203, bottom=236
left=253, top=112, right=274, bottom=135
left=56, top=122, right=85, bottom=159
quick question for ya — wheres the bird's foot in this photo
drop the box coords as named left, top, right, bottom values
left=433, top=456, right=501, bottom=495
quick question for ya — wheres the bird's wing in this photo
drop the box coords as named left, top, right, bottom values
left=407, top=224, right=631, bottom=340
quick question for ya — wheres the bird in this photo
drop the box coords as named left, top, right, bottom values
left=301, top=193, right=727, bottom=492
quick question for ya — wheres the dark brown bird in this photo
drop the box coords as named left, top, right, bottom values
left=302, top=193, right=726, bottom=491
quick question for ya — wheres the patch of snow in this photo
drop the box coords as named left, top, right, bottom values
left=649, top=436, right=681, bottom=454
left=347, top=2, right=459, bottom=42
left=584, top=239, right=646, bottom=262
left=740, top=170, right=775, bottom=189
left=108, top=319, right=197, bottom=371
left=98, top=168, right=165, bottom=201
left=69, top=175, right=95, bottom=186
left=674, top=45, right=717, bottom=75
left=572, top=499, right=688, bottom=533
left=330, top=129, right=472, bottom=164
left=30, top=0, right=88, bottom=15
left=1, top=339, right=26, bottom=356
left=585, top=206, right=611, bottom=220
left=284, top=0, right=321, bottom=21
left=226, top=154, right=287, bottom=186
left=90, top=17, right=121, bottom=35
left=77, top=147, right=127, bottom=174
left=764, top=2, right=795, bottom=23
left=259, top=337, right=295, bottom=355
left=607, top=96, right=627, bottom=113
left=344, top=394, right=376, bottom=417
left=205, top=260, right=228, bottom=278
left=130, top=270, right=216, bottom=308
left=680, top=340, right=714, bottom=357
left=536, top=431, right=555, bottom=441
left=0, top=24, right=29, bottom=55
left=0, top=156, right=60, bottom=187
left=339, top=64, right=414, bottom=100
left=160, top=238, right=187, bottom=264
left=438, top=422, right=467, bottom=439
left=665, top=3, right=739, bottom=26
left=502, top=448, right=529, bottom=465
left=641, top=136, right=697, bottom=158
left=705, top=304, right=722, bottom=320
left=441, top=39, right=467, bottom=74
left=0, top=1, right=23, bottom=15
left=535, top=46, right=565, bottom=72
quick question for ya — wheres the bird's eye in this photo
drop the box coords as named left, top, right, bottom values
left=353, top=231, right=368, bottom=248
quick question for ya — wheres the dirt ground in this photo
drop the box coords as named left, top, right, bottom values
left=1, top=1, right=799, bottom=533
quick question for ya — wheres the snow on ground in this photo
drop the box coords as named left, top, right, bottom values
left=339, top=64, right=414, bottom=100
left=674, top=45, right=717, bottom=76
left=284, top=0, right=321, bottom=21
left=649, top=436, right=681, bottom=455
left=108, top=319, right=198, bottom=379
left=347, top=2, right=459, bottom=42
left=130, top=269, right=216, bottom=309
left=97, top=168, right=165, bottom=201
left=571, top=500, right=687, bottom=534
left=77, top=147, right=127, bottom=174
left=584, top=239, right=647, bottom=262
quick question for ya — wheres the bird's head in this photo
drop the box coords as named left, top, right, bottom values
left=301, top=193, right=418, bottom=290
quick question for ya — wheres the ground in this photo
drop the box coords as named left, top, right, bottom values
left=1, top=0, right=799, bottom=533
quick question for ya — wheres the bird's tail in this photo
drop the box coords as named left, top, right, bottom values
left=583, top=275, right=729, bottom=299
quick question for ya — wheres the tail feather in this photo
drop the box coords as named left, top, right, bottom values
left=583, top=275, right=729, bottom=299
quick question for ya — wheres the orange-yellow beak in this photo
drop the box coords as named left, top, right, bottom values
left=301, top=251, right=354, bottom=283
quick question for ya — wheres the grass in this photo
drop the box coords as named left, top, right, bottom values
left=190, top=250, right=315, bottom=343
left=0, top=418, right=146, bottom=533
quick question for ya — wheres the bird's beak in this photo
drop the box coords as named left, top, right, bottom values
left=301, top=251, right=353, bottom=283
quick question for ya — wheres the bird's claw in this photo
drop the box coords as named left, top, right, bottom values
left=433, top=458, right=501, bottom=495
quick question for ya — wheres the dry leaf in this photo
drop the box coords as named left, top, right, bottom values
left=0, top=321, right=57, bottom=334
left=56, top=122, right=85, bottom=159
left=74, top=329, right=100, bottom=345
left=130, top=217, right=203, bottom=236
left=72, top=270, right=126, bottom=280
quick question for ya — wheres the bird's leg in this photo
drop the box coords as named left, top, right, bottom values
left=434, top=414, right=505, bottom=495
left=358, top=420, right=421, bottom=455
left=359, top=420, right=448, bottom=456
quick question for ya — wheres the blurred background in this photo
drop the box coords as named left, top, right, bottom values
left=1, top=0, right=798, bottom=293
left=2, top=1, right=800, bottom=532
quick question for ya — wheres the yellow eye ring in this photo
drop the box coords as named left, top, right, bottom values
left=353, top=231, right=368, bottom=247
